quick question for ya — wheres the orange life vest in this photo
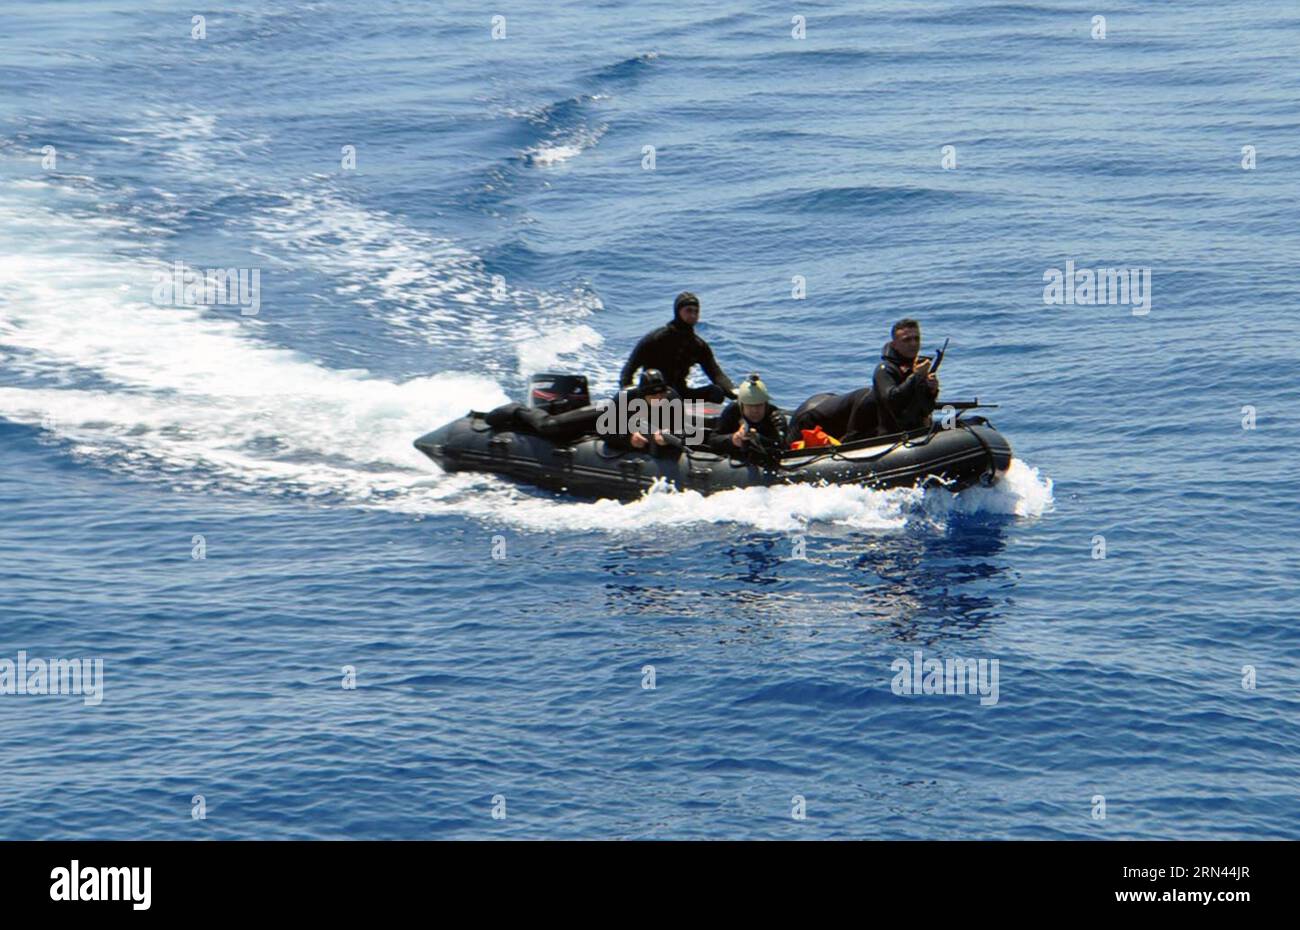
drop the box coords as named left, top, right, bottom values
left=789, top=426, right=841, bottom=451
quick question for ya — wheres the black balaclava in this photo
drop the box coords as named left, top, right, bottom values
left=673, top=291, right=699, bottom=326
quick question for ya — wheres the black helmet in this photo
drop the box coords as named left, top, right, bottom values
left=638, top=368, right=668, bottom=393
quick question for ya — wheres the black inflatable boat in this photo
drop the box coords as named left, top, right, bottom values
left=414, top=375, right=1013, bottom=501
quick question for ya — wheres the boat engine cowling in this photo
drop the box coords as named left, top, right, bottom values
left=527, top=372, right=591, bottom=414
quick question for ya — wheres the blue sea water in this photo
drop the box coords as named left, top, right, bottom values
left=1, top=0, right=1298, bottom=839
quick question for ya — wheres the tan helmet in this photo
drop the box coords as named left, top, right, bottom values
left=737, top=373, right=770, bottom=405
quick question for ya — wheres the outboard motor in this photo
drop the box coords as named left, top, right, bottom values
left=527, top=372, right=590, bottom=414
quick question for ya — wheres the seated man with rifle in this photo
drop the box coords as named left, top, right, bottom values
left=705, top=373, right=788, bottom=466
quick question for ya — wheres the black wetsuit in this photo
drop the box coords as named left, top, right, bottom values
left=873, top=341, right=937, bottom=435
left=619, top=318, right=736, bottom=403
left=484, top=386, right=684, bottom=455
left=786, top=387, right=878, bottom=444
left=707, top=401, right=788, bottom=464
left=601, top=387, right=686, bottom=454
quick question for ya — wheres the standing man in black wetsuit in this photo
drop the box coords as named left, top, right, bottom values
left=619, top=292, right=737, bottom=404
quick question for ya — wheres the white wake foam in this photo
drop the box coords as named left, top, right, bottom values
left=0, top=181, right=508, bottom=501
left=247, top=186, right=612, bottom=386
left=924, top=458, right=1054, bottom=520
left=523, top=123, right=607, bottom=167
